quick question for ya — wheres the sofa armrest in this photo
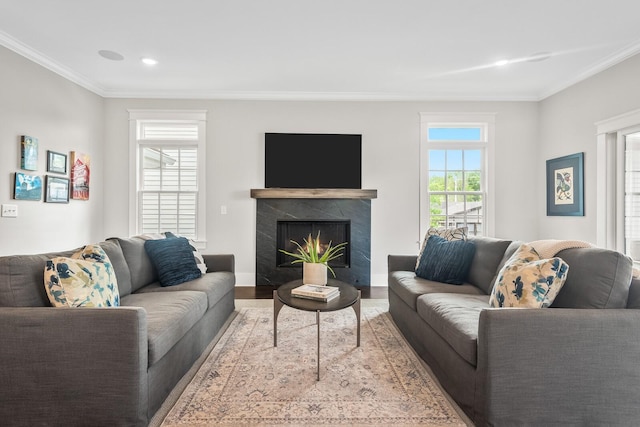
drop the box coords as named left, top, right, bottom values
left=203, top=254, right=235, bottom=273
left=388, top=254, right=417, bottom=272
left=476, top=308, right=640, bottom=426
left=0, top=307, right=149, bottom=427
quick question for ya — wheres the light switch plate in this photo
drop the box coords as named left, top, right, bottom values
left=1, top=204, right=18, bottom=217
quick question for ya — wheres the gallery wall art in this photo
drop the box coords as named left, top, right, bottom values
left=14, top=172, right=42, bottom=201
left=45, top=175, right=70, bottom=203
left=70, top=151, right=90, bottom=200
left=20, top=135, right=38, bottom=171
left=46, top=150, right=67, bottom=174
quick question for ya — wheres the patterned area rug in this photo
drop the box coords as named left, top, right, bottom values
left=160, top=306, right=468, bottom=426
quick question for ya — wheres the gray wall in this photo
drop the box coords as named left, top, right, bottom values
left=104, top=99, right=538, bottom=285
left=538, top=54, right=640, bottom=242
left=0, top=46, right=105, bottom=255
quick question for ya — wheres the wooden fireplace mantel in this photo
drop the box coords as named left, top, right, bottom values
left=250, top=188, right=377, bottom=199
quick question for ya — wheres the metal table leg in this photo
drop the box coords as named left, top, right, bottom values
left=273, top=290, right=283, bottom=347
left=351, top=290, right=361, bottom=347
left=316, top=309, right=320, bottom=381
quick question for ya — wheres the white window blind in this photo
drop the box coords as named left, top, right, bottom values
left=135, top=119, right=202, bottom=240
left=140, top=146, right=198, bottom=237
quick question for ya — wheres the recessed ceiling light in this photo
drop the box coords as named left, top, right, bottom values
left=98, top=50, right=124, bottom=61
left=141, top=57, right=158, bottom=66
left=494, top=59, right=510, bottom=67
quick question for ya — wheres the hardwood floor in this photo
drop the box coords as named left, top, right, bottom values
left=235, top=285, right=388, bottom=299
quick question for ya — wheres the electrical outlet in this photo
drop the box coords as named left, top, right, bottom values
left=1, top=204, right=18, bottom=218
left=220, top=205, right=227, bottom=215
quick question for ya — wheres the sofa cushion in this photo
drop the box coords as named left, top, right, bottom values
left=144, top=237, right=202, bottom=287
left=44, top=245, right=120, bottom=307
left=627, top=277, right=640, bottom=309
left=415, top=235, right=476, bottom=285
left=466, top=236, right=513, bottom=294
left=109, top=237, right=158, bottom=292
left=120, top=290, right=207, bottom=365
left=489, top=244, right=569, bottom=308
left=0, top=248, right=78, bottom=307
left=97, top=239, right=132, bottom=297
left=417, top=293, right=489, bottom=366
left=135, top=271, right=235, bottom=309
left=551, top=247, right=633, bottom=309
left=389, top=271, right=485, bottom=311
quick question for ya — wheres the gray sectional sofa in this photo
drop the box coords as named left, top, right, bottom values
left=0, top=236, right=236, bottom=426
left=389, top=236, right=640, bottom=426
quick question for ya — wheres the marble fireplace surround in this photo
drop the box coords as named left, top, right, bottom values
left=251, top=189, right=377, bottom=287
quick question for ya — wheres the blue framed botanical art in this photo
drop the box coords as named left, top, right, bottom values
left=546, top=152, right=584, bottom=216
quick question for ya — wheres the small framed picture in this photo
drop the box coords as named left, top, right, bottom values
left=546, top=152, right=584, bottom=216
left=45, top=175, right=70, bottom=203
left=20, top=135, right=38, bottom=171
left=47, top=150, right=67, bottom=174
left=14, top=172, right=43, bottom=201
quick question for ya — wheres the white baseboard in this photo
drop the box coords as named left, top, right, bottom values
left=235, top=273, right=256, bottom=286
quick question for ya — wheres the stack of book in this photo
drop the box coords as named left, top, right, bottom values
left=291, top=284, right=340, bottom=302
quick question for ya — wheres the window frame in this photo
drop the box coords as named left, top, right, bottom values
left=128, top=109, right=207, bottom=248
left=596, top=108, right=640, bottom=254
left=419, top=113, right=495, bottom=241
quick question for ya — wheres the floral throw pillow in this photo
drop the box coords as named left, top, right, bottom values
left=416, top=226, right=468, bottom=270
left=489, top=244, right=569, bottom=308
left=44, top=244, right=120, bottom=307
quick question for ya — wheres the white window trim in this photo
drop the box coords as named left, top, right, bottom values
left=419, top=113, right=496, bottom=241
left=596, top=107, right=640, bottom=251
left=128, top=109, right=207, bottom=248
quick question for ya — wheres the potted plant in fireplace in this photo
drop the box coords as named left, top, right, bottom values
left=279, top=231, right=348, bottom=285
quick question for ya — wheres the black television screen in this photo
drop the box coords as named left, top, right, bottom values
left=265, top=133, right=362, bottom=189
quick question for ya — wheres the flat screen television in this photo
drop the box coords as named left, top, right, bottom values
left=265, top=133, right=362, bottom=189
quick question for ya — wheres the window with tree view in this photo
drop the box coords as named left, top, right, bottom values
left=420, top=118, right=492, bottom=239
left=428, top=149, right=483, bottom=235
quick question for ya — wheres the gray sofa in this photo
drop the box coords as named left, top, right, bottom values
left=0, top=236, right=236, bottom=427
left=389, top=236, right=640, bottom=426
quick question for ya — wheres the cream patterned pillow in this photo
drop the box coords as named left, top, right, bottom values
left=489, top=244, right=569, bottom=308
left=44, top=244, right=120, bottom=307
left=416, top=226, right=468, bottom=270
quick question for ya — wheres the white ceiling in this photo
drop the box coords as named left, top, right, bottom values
left=1, top=0, right=640, bottom=101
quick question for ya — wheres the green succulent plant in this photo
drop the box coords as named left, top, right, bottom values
left=278, top=231, right=348, bottom=277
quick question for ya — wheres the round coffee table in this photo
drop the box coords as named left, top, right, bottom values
left=273, top=278, right=361, bottom=380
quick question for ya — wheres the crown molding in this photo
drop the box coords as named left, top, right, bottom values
left=0, top=30, right=106, bottom=96
left=101, top=89, right=539, bottom=102
left=3, top=28, right=639, bottom=103
left=538, top=38, right=640, bottom=101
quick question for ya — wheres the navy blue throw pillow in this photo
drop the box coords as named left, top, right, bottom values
left=415, top=235, right=476, bottom=285
left=144, top=237, right=202, bottom=287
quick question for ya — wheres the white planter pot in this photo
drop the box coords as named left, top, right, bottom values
left=303, top=262, right=328, bottom=285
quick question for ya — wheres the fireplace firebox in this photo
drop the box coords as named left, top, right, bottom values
left=277, top=220, right=350, bottom=268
